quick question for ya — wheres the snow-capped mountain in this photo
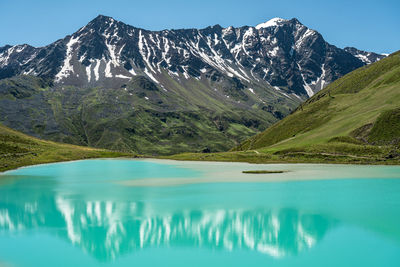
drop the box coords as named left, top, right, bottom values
left=0, top=15, right=385, bottom=97
left=344, top=46, right=386, bottom=65
left=0, top=16, right=386, bottom=154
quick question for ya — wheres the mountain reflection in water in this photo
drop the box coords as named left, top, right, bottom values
left=2, top=160, right=400, bottom=266
left=0, top=175, right=334, bottom=261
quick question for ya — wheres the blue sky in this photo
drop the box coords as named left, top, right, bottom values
left=0, top=0, right=399, bottom=53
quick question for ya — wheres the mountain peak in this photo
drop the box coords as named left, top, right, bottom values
left=255, top=18, right=287, bottom=29
left=288, top=18, right=302, bottom=25
left=80, top=14, right=125, bottom=35
left=91, top=14, right=115, bottom=23
left=85, top=14, right=119, bottom=29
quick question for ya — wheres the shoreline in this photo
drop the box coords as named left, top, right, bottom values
left=160, top=154, right=400, bottom=166
left=0, top=155, right=135, bottom=174
left=2, top=154, right=400, bottom=175
left=3, top=158, right=400, bottom=187
left=115, top=173, right=400, bottom=187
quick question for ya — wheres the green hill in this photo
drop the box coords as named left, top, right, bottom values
left=169, top=51, right=400, bottom=164
left=0, top=124, right=132, bottom=172
left=0, top=75, right=298, bottom=156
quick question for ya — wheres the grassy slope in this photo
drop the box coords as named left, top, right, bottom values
left=0, top=123, right=133, bottom=172
left=168, top=51, right=400, bottom=164
left=0, top=73, right=299, bottom=156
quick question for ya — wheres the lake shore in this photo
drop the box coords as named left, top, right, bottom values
left=2, top=152, right=400, bottom=175
left=109, top=158, right=400, bottom=187
left=162, top=150, right=400, bottom=166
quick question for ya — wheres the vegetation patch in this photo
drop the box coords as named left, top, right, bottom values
left=0, top=74, right=298, bottom=156
left=242, top=170, right=286, bottom=174
left=328, top=136, right=364, bottom=145
left=368, top=107, right=400, bottom=145
left=0, top=123, right=133, bottom=172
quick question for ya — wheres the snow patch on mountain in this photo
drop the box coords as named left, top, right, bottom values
left=295, top=29, right=315, bottom=49
left=0, top=47, right=12, bottom=67
left=86, top=65, right=91, bottom=82
left=144, top=68, right=159, bottom=84
left=115, top=74, right=130, bottom=79
left=94, top=59, right=101, bottom=81
left=55, top=36, right=80, bottom=82
left=256, top=18, right=286, bottom=29
left=344, top=47, right=386, bottom=65
left=297, top=63, right=314, bottom=97
left=355, top=53, right=372, bottom=64
left=105, top=61, right=113, bottom=78
left=268, top=47, right=280, bottom=57
left=128, top=68, right=137, bottom=76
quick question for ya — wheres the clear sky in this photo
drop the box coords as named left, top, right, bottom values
left=0, top=0, right=399, bottom=54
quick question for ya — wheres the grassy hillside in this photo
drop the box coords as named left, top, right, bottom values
left=0, top=73, right=299, bottom=156
left=168, top=51, right=400, bottom=164
left=0, top=123, right=133, bottom=172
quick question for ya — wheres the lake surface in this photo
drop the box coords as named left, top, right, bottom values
left=0, top=159, right=400, bottom=266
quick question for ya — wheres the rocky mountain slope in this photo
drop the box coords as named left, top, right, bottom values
left=0, top=15, right=385, bottom=155
left=235, top=50, right=400, bottom=152
left=0, top=15, right=384, bottom=97
left=171, top=51, right=400, bottom=163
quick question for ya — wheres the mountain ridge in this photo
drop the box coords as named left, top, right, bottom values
left=0, top=15, right=385, bottom=96
left=0, top=15, right=387, bottom=155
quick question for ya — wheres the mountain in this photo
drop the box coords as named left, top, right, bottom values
left=0, top=15, right=385, bottom=97
left=170, top=51, right=400, bottom=164
left=344, top=47, right=386, bottom=64
left=0, top=15, right=386, bottom=155
left=0, top=123, right=130, bottom=172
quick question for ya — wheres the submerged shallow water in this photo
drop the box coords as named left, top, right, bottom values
left=0, top=159, right=400, bottom=266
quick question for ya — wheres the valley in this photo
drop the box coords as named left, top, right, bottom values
left=169, top=51, right=400, bottom=164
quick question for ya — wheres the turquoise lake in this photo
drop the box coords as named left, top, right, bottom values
left=0, top=159, right=400, bottom=266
